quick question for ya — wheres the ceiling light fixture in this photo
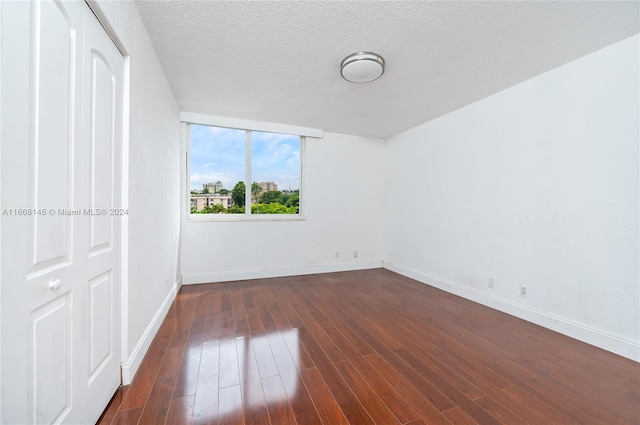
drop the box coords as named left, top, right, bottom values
left=340, top=51, right=385, bottom=83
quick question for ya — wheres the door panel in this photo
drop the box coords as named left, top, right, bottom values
left=82, top=3, right=123, bottom=421
left=89, top=272, right=112, bottom=381
left=28, top=0, right=76, bottom=275
left=27, top=2, right=83, bottom=424
left=32, top=295, right=71, bottom=424
left=89, top=51, right=114, bottom=252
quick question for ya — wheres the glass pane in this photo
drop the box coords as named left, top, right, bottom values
left=189, top=124, right=246, bottom=214
left=251, top=131, right=301, bottom=214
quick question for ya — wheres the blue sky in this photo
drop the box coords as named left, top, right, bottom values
left=190, top=124, right=300, bottom=192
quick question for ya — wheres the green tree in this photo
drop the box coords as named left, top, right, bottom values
left=258, top=190, right=283, bottom=205
left=227, top=206, right=244, bottom=214
left=231, top=181, right=245, bottom=207
left=285, top=194, right=299, bottom=208
left=251, top=182, right=262, bottom=204
left=219, top=189, right=229, bottom=195
left=252, top=203, right=297, bottom=214
left=202, top=204, right=226, bottom=214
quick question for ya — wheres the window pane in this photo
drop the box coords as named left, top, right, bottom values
left=189, top=124, right=245, bottom=214
left=251, top=131, right=300, bottom=214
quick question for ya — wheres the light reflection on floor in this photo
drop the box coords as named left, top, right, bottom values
left=183, top=327, right=301, bottom=420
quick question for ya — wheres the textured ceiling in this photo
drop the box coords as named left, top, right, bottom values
left=135, top=1, right=639, bottom=139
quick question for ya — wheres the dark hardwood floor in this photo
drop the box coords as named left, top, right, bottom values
left=98, top=269, right=640, bottom=425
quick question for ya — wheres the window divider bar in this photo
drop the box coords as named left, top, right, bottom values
left=245, top=130, right=252, bottom=214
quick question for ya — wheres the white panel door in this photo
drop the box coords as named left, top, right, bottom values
left=0, top=1, right=123, bottom=423
left=79, top=4, right=124, bottom=421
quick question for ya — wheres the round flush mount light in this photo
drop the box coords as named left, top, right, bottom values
left=340, top=51, right=385, bottom=83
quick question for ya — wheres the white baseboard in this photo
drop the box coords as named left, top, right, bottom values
left=120, top=281, right=178, bottom=385
left=384, top=262, right=640, bottom=362
left=182, top=260, right=384, bottom=285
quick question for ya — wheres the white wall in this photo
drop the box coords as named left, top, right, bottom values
left=384, top=35, right=639, bottom=360
left=181, top=132, right=385, bottom=283
left=93, top=1, right=181, bottom=381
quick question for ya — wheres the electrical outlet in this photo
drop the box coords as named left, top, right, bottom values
left=520, top=286, right=527, bottom=297
left=488, top=278, right=495, bottom=289
left=353, top=250, right=358, bottom=258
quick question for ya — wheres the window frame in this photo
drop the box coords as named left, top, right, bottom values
left=182, top=113, right=321, bottom=222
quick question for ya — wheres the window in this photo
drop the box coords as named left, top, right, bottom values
left=188, top=123, right=303, bottom=219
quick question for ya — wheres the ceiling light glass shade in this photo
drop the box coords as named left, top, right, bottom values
left=340, top=52, right=385, bottom=83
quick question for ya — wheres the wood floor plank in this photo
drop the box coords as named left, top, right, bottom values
left=281, top=327, right=316, bottom=371
left=333, top=360, right=401, bottom=424
left=471, top=383, right=557, bottom=425
left=97, top=271, right=640, bottom=425
left=502, top=385, right=575, bottom=425
left=474, top=395, right=529, bottom=425
left=375, top=296, right=515, bottom=390
left=265, top=331, right=323, bottom=425
left=393, top=347, right=502, bottom=425
left=235, top=336, right=271, bottom=425
left=251, top=331, right=279, bottom=380
left=97, top=386, right=128, bottom=425
left=442, top=407, right=480, bottom=425
left=262, top=375, right=297, bottom=425
left=242, top=291, right=255, bottom=310
left=263, top=286, right=294, bottom=330
left=342, top=316, right=456, bottom=412
left=345, top=354, right=421, bottom=424
left=219, top=310, right=235, bottom=339
left=314, top=314, right=421, bottom=424
left=404, top=347, right=487, bottom=402
left=244, top=307, right=265, bottom=336
left=118, top=307, right=180, bottom=411
left=217, top=385, right=244, bottom=425
left=488, top=324, right=639, bottom=410
left=291, top=314, right=375, bottom=425
left=271, top=282, right=305, bottom=329
left=219, top=338, right=241, bottom=388
left=176, top=293, right=205, bottom=349
left=220, top=292, right=233, bottom=314
left=405, top=419, right=428, bottom=425
left=370, top=278, right=619, bottom=424
left=203, top=293, right=222, bottom=342
left=363, top=353, right=455, bottom=425
left=231, top=292, right=250, bottom=337
left=282, top=287, right=346, bottom=363
left=251, top=284, right=279, bottom=333
left=350, top=306, right=487, bottom=402
left=192, top=341, right=220, bottom=425
left=377, top=302, right=577, bottom=424
left=165, top=395, right=195, bottom=425
left=111, top=407, right=143, bottom=425
left=173, top=343, right=203, bottom=398
left=173, top=309, right=207, bottom=398
left=138, top=346, right=183, bottom=425
left=522, top=375, right=632, bottom=424
left=403, top=300, right=627, bottom=425
left=292, top=285, right=376, bottom=357
left=299, top=367, right=349, bottom=425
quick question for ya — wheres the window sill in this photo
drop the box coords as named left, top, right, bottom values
left=187, top=214, right=306, bottom=222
